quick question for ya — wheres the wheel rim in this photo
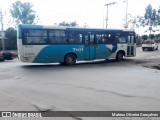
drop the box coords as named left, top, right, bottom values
left=118, top=54, right=122, bottom=60
left=65, top=54, right=76, bottom=65
left=67, top=57, right=73, bottom=63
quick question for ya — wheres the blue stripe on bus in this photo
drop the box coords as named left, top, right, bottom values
left=32, top=44, right=115, bottom=63
left=19, top=24, right=44, bottom=29
left=32, top=45, right=81, bottom=63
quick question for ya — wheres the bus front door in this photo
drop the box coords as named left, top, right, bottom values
left=127, top=34, right=136, bottom=56
left=84, top=34, right=95, bottom=60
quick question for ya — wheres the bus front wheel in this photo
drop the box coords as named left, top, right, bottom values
left=64, top=54, right=76, bottom=65
left=116, top=51, right=123, bottom=61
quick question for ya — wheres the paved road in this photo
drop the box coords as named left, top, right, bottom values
left=0, top=47, right=160, bottom=120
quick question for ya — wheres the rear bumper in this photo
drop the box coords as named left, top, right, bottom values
left=142, top=47, right=153, bottom=49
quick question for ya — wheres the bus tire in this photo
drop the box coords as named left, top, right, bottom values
left=64, top=54, right=76, bottom=65
left=116, top=51, right=123, bottom=61
left=142, top=48, right=145, bottom=51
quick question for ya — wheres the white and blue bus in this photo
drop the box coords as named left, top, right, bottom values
left=17, top=24, right=136, bottom=65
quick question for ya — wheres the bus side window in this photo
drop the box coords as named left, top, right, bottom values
left=128, top=36, right=131, bottom=44
left=96, top=34, right=102, bottom=44
left=75, top=34, right=83, bottom=43
left=39, top=38, right=47, bottom=44
left=49, top=30, right=66, bottom=44
left=85, top=35, right=89, bottom=45
left=102, top=34, right=107, bottom=44
left=131, top=36, right=134, bottom=44
left=66, top=33, right=82, bottom=44
left=90, top=34, right=94, bottom=45
left=118, top=36, right=126, bottom=43
left=127, top=35, right=135, bottom=44
left=66, top=38, right=70, bottom=43
left=23, top=30, right=46, bottom=45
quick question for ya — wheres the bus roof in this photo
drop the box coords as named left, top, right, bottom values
left=18, top=24, right=134, bottom=32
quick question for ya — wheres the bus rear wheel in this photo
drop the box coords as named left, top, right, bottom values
left=116, top=51, right=123, bottom=61
left=64, top=54, right=76, bottom=65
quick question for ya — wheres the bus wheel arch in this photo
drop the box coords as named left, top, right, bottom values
left=64, top=53, right=77, bottom=65
left=116, top=50, right=125, bottom=61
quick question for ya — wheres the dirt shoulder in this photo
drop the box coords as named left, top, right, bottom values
left=131, top=46, right=160, bottom=70
left=135, top=58, right=160, bottom=70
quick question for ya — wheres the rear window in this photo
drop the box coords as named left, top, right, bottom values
left=143, top=40, right=154, bottom=44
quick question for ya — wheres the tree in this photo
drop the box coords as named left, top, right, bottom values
left=139, top=4, right=158, bottom=38
left=59, top=21, right=70, bottom=26
left=144, top=4, right=156, bottom=25
left=70, top=21, right=77, bottom=27
left=155, top=33, right=160, bottom=42
left=137, top=4, right=160, bottom=40
left=124, top=14, right=140, bottom=29
left=0, top=9, right=5, bottom=50
left=0, top=9, right=4, bottom=31
left=138, top=4, right=159, bottom=27
left=149, top=34, right=155, bottom=39
left=157, top=7, right=160, bottom=25
left=59, top=21, right=78, bottom=27
left=141, top=35, right=148, bottom=41
left=10, top=0, right=37, bottom=25
left=5, top=27, right=17, bottom=50
left=155, top=33, right=160, bottom=39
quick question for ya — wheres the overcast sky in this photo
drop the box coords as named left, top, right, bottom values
left=0, top=0, right=159, bottom=30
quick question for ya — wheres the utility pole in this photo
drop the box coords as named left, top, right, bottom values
left=105, top=2, right=117, bottom=28
left=0, top=10, right=5, bottom=51
left=125, top=0, right=128, bottom=29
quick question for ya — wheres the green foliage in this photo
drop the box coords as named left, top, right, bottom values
left=0, top=9, right=4, bottom=31
left=137, top=4, right=160, bottom=38
left=139, top=4, right=160, bottom=27
left=155, top=33, right=160, bottom=42
left=5, top=27, right=17, bottom=50
left=70, top=21, right=77, bottom=27
left=149, top=34, right=155, bottom=39
left=141, top=35, right=148, bottom=40
left=125, top=14, right=139, bottom=29
left=155, top=33, right=160, bottom=38
left=157, top=7, right=160, bottom=25
left=59, top=21, right=70, bottom=26
left=59, top=21, right=78, bottom=27
left=10, top=0, right=36, bottom=25
left=144, top=4, right=157, bottom=26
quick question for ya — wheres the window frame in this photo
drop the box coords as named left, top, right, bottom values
left=22, top=29, right=48, bottom=45
left=22, top=29, right=84, bottom=45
